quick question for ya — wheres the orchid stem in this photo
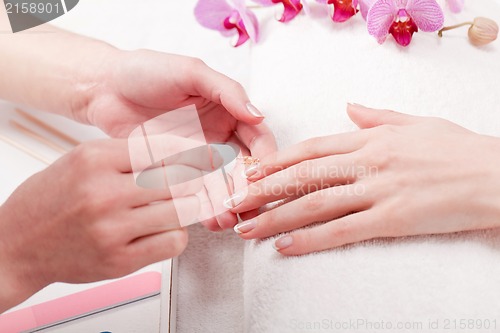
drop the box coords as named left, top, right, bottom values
left=438, top=21, right=474, bottom=37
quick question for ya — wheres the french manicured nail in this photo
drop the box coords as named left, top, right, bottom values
left=234, top=219, right=257, bottom=234
left=348, top=102, right=368, bottom=110
left=223, top=189, right=247, bottom=209
left=273, top=235, right=293, bottom=251
left=244, top=163, right=260, bottom=178
left=246, top=103, right=264, bottom=118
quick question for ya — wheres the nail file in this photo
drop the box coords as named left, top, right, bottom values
left=0, top=272, right=161, bottom=332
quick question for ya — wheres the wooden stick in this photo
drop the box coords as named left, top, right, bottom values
left=10, top=120, right=70, bottom=154
left=0, top=134, right=51, bottom=165
left=15, top=108, right=80, bottom=146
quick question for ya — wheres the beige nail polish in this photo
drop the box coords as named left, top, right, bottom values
left=273, top=235, right=293, bottom=250
left=246, top=103, right=264, bottom=118
left=244, top=164, right=260, bottom=178
left=223, top=189, right=247, bottom=209
left=234, top=219, right=257, bottom=234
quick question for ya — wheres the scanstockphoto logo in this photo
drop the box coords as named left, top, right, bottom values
left=3, top=0, right=79, bottom=33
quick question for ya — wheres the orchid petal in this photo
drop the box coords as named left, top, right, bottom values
left=239, top=8, right=260, bottom=41
left=406, top=0, right=444, bottom=32
left=359, top=0, right=377, bottom=19
left=446, top=0, right=464, bottom=13
left=302, top=0, right=311, bottom=15
left=316, top=0, right=328, bottom=3
left=224, top=13, right=250, bottom=46
left=194, top=0, right=234, bottom=31
left=367, top=0, right=398, bottom=39
left=329, top=0, right=358, bottom=22
left=251, top=0, right=276, bottom=5
left=275, top=0, right=304, bottom=22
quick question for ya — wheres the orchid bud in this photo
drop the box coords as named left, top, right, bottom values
left=468, top=17, right=499, bottom=46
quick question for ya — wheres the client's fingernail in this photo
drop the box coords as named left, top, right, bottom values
left=223, top=189, right=247, bottom=209
left=273, top=235, right=293, bottom=251
left=234, top=219, right=257, bottom=234
left=244, top=163, right=260, bottom=178
left=348, top=102, right=368, bottom=110
left=246, top=103, right=264, bottom=118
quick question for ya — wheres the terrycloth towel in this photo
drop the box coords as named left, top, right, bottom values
left=50, top=1, right=500, bottom=332
left=242, top=1, right=500, bottom=332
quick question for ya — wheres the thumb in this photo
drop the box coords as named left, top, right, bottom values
left=191, top=60, right=265, bottom=125
left=347, top=103, right=419, bottom=129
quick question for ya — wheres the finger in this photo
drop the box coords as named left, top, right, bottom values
left=273, top=210, right=378, bottom=256
left=134, top=164, right=204, bottom=191
left=128, top=134, right=223, bottom=174
left=234, top=184, right=372, bottom=239
left=127, top=196, right=200, bottom=238
left=127, top=229, right=188, bottom=269
left=229, top=153, right=361, bottom=213
left=247, top=132, right=368, bottom=181
left=199, top=186, right=223, bottom=232
left=347, top=103, right=420, bottom=129
left=69, top=139, right=133, bottom=173
left=236, top=122, right=277, bottom=160
left=188, top=60, right=265, bottom=125
left=204, top=158, right=239, bottom=230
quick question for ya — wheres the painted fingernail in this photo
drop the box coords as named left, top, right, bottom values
left=273, top=235, right=293, bottom=251
left=244, top=163, right=260, bottom=178
left=223, top=189, right=247, bottom=209
left=234, top=219, right=257, bottom=234
left=348, top=102, right=368, bottom=110
left=246, top=103, right=264, bottom=118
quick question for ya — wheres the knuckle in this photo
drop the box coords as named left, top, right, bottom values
left=167, top=230, right=189, bottom=257
left=303, top=190, right=326, bottom=211
left=329, top=219, right=352, bottom=239
left=292, top=161, right=315, bottom=187
left=300, top=137, right=324, bottom=156
left=88, top=224, right=121, bottom=251
left=101, top=252, right=135, bottom=279
left=259, top=209, right=276, bottom=231
left=68, top=142, right=103, bottom=170
left=376, top=204, right=404, bottom=237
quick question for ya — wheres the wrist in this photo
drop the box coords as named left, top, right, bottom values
left=0, top=24, right=120, bottom=123
left=66, top=41, right=122, bottom=125
left=475, top=135, right=500, bottom=227
left=0, top=205, right=44, bottom=313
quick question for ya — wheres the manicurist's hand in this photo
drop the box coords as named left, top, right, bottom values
left=0, top=137, right=214, bottom=313
left=0, top=12, right=277, bottom=230
left=228, top=104, right=500, bottom=255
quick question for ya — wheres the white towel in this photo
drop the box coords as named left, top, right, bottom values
left=242, top=1, right=500, bottom=332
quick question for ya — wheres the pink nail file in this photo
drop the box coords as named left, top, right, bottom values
left=0, top=272, right=161, bottom=332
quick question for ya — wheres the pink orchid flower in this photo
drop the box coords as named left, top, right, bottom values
left=317, top=0, right=360, bottom=23
left=252, top=0, right=304, bottom=23
left=359, top=0, right=376, bottom=19
left=367, top=0, right=444, bottom=47
left=194, top=0, right=259, bottom=47
left=446, top=0, right=464, bottom=13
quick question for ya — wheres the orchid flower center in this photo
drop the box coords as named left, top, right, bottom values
left=396, top=8, right=409, bottom=23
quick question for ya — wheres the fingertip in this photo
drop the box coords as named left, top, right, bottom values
left=201, top=219, right=224, bottom=232
left=245, top=103, right=265, bottom=120
left=169, top=228, right=189, bottom=256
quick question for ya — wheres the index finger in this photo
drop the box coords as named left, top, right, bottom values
left=236, top=121, right=277, bottom=159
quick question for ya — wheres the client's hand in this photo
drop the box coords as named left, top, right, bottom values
left=228, top=104, right=500, bottom=255
left=0, top=137, right=210, bottom=312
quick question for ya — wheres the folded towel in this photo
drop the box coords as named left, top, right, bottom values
left=243, top=1, right=500, bottom=332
